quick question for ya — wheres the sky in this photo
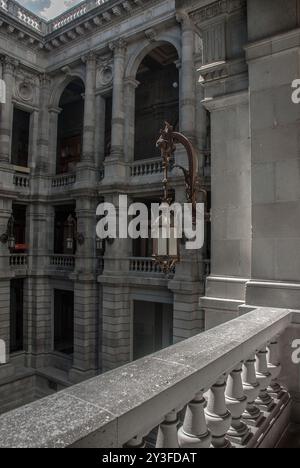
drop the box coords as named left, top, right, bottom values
left=18, top=0, right=83, bottom=20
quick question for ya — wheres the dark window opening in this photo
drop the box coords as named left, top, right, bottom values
left=12, top=204, right=27, bottom=253
left=133, top=301, right=173, bottom=360
left=57, top=79, right=85, bottom=174
left=54, top=205, right=76, bottom=254
left=104, top=94, right=112, bottom=159
left=10, top=279, right=24, bottom=353
left=11, top=108, right=30, bottom=167
left=54, top=289, right=74, bottom=355
left=135, top=44, right=179, bottom=161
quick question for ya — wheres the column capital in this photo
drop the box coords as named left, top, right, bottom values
left=81, top=51, right=97, bottom=65
left=38, top=73, right=51, bottom=88
left=1, top=55, right=19, bottom=75
left=109, top=38, right=127, bottom=56
left=176, top=10, right=194, bottom=32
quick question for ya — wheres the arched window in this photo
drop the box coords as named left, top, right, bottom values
left=56, top=79, right=85, bottom=174
left=134, top=44, right=179, bottom=161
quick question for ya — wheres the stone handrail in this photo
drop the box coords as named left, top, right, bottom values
left=129, top=257, right=164, bottom=274
left=50, top=255, right=75, bottom=269
left=9, top=254, right=28, bottom=266
left=1, top=0, right=46, bottom=33
left=51, top=173, right=76, bottom=188
left=49, top=0, right=110, bottom=32
left=131, top=158, right=163, bottom=177
left=13, top=173, right=30, bottom=188
left=0, top=308, right=293, bottom=448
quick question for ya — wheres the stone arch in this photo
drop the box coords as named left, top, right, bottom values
left=125, top=34, right=181, bottom=80
left=49, top=71, right=85, bottom=109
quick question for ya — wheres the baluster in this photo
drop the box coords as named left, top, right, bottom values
left=267, top=337, right=284, bottom=399
left=255, top=347, right=275, bottom=412
left=205, top=376, right=232, bottom=448
left=225, top=364, right=251, bottom=446
left=124, top=436, right=146, bottom=448
left=178, top=392, right=211, bottom=448
left=156, top=411, right=179, bottom=448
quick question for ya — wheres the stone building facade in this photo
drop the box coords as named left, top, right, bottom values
left=0, top=0, right=300, bottom=418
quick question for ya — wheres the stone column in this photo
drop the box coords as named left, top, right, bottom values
left=36, top=74, right=51, bottom=174
left=82, top=52, right=97, bottom=164
left=109, top=39, right=127, bottom=160
left=176, top=12, right=196, bottom=141
left=0, top=57, right=16, bottom=163
left=0, top=199, right=13, bottom=361
left=94, top=93, right=106, bottom=167
left=48, top=107, right=61, bottom=175
left=124, top=78, right=140, bottom=163
left=24, top=203, right=52, bottom=369
left=69, top=197, right=99, bottom=383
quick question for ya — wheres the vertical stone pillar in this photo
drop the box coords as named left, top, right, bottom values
left=69, top=197, right=98, bottom=383
left=36, top=74, right=51, bottom=174
left=99, top=193, right=132, bottom=372
left=94, top=94, right=106, bottom=167
left=109, top=39, right=127, bottom=160
left=48, top=107, right=61, bottom=175
left=124, top=78, right=139, bottom=163
left=25, top=203, right=52, bottom=369
left=82, top=52, right=97, bottom=163
left=176, top=12, right=196, bottom=141
left=0, top=57, right=16, bottom=163
left=0, top=199, right=12, bottom=360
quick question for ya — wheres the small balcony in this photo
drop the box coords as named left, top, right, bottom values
left=0, top=307, right=298, bottom=448
left=49, top=255, right=75, bottom=271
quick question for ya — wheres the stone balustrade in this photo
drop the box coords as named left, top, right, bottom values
left=13, top=173, right=30, bottom=189
left=50, top=0, right=110, bottom=32
left=129, top=257, right=164, bottom=275
left=50, top=255, right=75, bottom=270
left=0, top=307, right=293, bottom=448
left=131, top=158, right=163, bottom=177
left=51, top=173, right=76, bottom=188
left=1, top=0, right=45, bottom=32
left=9, top=254, right=28, bottom=267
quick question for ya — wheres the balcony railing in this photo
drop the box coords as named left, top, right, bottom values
left=129, top=257, right=164, bottom=275
left=50, top=255, right=75, bottom=270
left=13, top=174, right=30, bottom=189
left=9, top=254, right=28, bottom=267
left=131, top=158, right=163, bottom=177
left=1, top=0, right=45, bottom=32
left=50, top=0, right=110, bottom=32
left=51, top=173, right=76, bottom=188
left=0, top=307, right=294, bottom=448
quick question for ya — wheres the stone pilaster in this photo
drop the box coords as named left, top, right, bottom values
left=0, top=57, right=16, bottom=163
left=82, top=52, right=97, bottom=164
left=0, top=199, right=12, bottom=360
left=176, top=12, right=196, bottom=141
left=36, top=74, right=51, bottom=174
left=109, top=39, right=127, bottom=161
left=48, top=107, right=61, bottom=175
left=69, top=197, right=99, bottom=382
left=124, top=78, right=140, bottom=163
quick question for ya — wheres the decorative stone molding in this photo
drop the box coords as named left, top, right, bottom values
left=190, top=0, right=246, bottom=25
left=16, top=80, right=33, bottom=102
left=145, top=28, right=157, bottom=43
left=97, top=64, right=113, bottom=87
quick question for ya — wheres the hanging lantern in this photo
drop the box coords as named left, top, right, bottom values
left=152, top=208, right=180, bottom=275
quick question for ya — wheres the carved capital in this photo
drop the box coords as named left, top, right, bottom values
left=81, top=51, right=97, bottom=65
left=176, top=11, right=194, bottom=32
left=1, top=56, right=19, bottom=75
left=109, top=38, right=127, bottom=56
left=39, top=73, right=51, bottom=87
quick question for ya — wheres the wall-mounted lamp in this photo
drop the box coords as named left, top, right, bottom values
left=153, top=122, right=207, bottom=275
left=66, top=214, right=85, bottom=251
left=0, top=215, right=15, bottom=250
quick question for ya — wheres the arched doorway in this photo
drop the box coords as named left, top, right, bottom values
left=56, top=79, right=85, bottom=174
left=134, top=44, right=179, bottom=161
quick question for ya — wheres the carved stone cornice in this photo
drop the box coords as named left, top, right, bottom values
left=190, top=0, right=246, bottom=25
